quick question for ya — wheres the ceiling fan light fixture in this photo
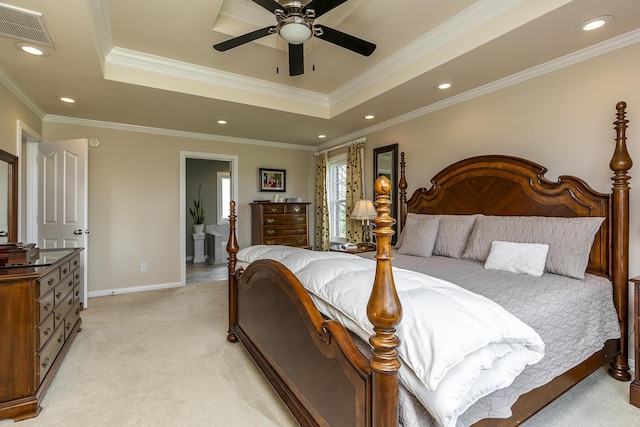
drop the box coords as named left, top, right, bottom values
left=278, top=17, right=312, bottom=45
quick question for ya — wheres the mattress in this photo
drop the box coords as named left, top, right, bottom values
left=357, top=250, right=621, bottom=425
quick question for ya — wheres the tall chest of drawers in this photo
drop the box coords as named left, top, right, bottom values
left=0, top=248, right=83, bottom=421
left=251, top=202, right=311, bottom=248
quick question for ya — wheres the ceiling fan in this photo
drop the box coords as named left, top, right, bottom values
left=213, top=0, right=376, bottom=76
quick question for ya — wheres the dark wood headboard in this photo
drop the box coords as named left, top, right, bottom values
left=401, top=155, right=610, bottom=277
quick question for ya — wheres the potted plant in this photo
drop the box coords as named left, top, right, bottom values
left=190, top=183, right=205, bottom=234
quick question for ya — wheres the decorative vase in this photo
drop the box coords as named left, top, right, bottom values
left=194, top=224, right=204, bottom=234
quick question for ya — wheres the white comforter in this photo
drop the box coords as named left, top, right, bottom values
left=237, top=245, right=545, bottom=427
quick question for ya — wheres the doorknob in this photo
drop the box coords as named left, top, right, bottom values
left=85, top=229, right=90, bottom=234
left=0, top=231, right=7, bottom=237
left=73, top=229, right=83, bottom=235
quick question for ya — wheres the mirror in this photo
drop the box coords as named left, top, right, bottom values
left=0, top=149, right=18, bottom=243
left=373, top=143, right=398, bottom=244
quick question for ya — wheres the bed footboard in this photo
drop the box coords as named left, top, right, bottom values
left=230, top=260, right=372, bottom=427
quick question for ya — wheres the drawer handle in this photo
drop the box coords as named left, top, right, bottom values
left=292, top=207, right=300, bottom=212
left=48, top=278, right=55, bottom=286
left=297, top=238, right=305, bottom=243
left=75, top=273, right=80, bottom=280
left=73, top=259, right=78, bottom=266
left=266, top=230, right=275, bottom=235
left=296, top=217, right=304, bottom=222
left=266, top=218, right=275, bottom=224
left=68, top=298, right=73, bottom=306
left=76, top=307, right=81, bottom=315
left=44, top=302, right=52, bottom=312
left=43, top=327, right=51, bottom=336
left=56, top=291, right=63, bottom=300
left=66, top=322, right=71, bottom=331
left=266, top=240, right=275, bottom=245
left=58, top=334, right=64, bottom=344
left=62, top=268, right=68, bottom=275
left=42, top=356, right=50, bottom=368
left=56, top=312, right=62, bottom=321
left=270, top=208, right=278, bottom=212
left=68, top=280, right=73, bottom=287
left=297, top=229, right=304, bottom=233
left=75, top=290, right=79, bottom=297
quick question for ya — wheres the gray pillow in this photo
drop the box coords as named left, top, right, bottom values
left=397, top=216, right=440, bottom=257
left=463, top=216, right=605, bottom=280
left=396, top=213, right=478, bottom=258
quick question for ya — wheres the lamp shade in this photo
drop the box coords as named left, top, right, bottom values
left=351, top=199, right=377, bottom=220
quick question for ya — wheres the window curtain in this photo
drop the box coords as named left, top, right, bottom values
left=346, top=142, right=365, bottom=243
left=314, top=151, right=330, bottom=251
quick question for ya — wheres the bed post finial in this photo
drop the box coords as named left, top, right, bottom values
left=368, top=176, right=402, bottom=427
left=399, top=152, right=407, bottom=231
left=609, top=101, right=632, bottom=381
left=227, top=200, right=239, bottom=343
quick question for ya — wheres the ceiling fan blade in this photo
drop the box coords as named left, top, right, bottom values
left=314, top=25, right=376, bottom=56
left=251, top=0, right=283, bottom=14
left=289, top=43, right=304, bottom=76
left=213, top=26, right=276, bottom=52
left=303, top=0, right=349, bottom=18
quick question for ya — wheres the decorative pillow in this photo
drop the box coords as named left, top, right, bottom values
left=484, top=241, right=549, bottom=276
left=397, top=216, right=440, bottom=257
left=396, top=213, right=478, bottom=258
left=463, top=216, right=605, bottom=280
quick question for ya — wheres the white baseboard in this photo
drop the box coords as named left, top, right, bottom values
left=88, top=281, right=183, bottom=298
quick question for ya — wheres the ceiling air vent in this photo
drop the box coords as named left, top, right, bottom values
left=0, top=2, right=54, bottom=47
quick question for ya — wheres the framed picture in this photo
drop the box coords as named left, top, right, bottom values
left=259, top=168, right=286, bottom=192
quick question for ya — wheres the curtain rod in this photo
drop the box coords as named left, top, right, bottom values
left=314, top=137, right=366, bottom=156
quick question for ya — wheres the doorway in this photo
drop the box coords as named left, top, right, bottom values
left=180, top=151, right=238, bottom=285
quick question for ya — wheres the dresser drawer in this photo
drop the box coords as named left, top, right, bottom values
left=38, top=326, right=64, bottom=384
left=69, top=254, right=81, bottom=272
left=38, top=270, right=60, bottom=298
left=53, top=280, right=73, bottom=307
left=263, top=235, right=309, bottom=247
left=59, top=261, right=71, bottom=279
left=73, top=283, right=81, bottom=303
left=263, top=214, right=307, bottom=226
left=285, top=204, right=307, bottom=214
left=263, top=225, right=308, bottom=238
left=53, top=289, right=73, bottom=330
left=64, top=301, right=81, bottom=340
left=38, top=291, right=55, bottom=324
left=262, top=204, right=285, bottom=214
left=37, top=313, right=55, bottom=351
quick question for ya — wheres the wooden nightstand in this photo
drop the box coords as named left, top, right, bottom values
left=330, top=244, right=376, bottom=254
left=630, top=276, right=640, bottom=408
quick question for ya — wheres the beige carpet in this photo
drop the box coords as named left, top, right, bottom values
left=2, top=281, right=638, bottom=426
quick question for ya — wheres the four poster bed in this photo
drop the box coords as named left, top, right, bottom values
left=226, top=101, right=632, bottom=426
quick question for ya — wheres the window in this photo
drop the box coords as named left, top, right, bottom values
left=217, top=172, right=231, bottom=223
left=328, top=155, right=347, bottom=242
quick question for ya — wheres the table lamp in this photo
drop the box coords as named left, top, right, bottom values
left=351, top=199, right=377, bottom=247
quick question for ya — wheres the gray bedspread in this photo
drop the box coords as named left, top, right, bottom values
left=357, top=250, right=621, bottom=426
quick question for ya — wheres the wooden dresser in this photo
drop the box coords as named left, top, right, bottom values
left=251, top=202, right=311, bottom=248
left=0, top=248, right=83, bottom=421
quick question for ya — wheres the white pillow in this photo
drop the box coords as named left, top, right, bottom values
left=484, top=241, right=549, bottom=277
left=398, top=217, right=440, bottom=257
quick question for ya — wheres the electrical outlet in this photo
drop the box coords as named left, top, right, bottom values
left=140, top=262, right=147, bottom=272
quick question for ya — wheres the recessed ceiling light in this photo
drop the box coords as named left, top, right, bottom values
left=437, top=83, right=452, bottom=90
left=578, top=16, right=614, bottom=32
left=364, top=115, right=375, bottom=120
left=15, top=43, right=49, bottom=56
left=217, top=120, right=227, bottom=125
left=58, top=97, right=76, bottom=103
left=318, top=134, right=326, bottom=139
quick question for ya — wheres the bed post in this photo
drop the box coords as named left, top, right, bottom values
left=399, top=151, right=407, bottom=231
left=227, top=200, right=239, bottom=343
left=367, top=176, right=402, bottom=427
left=609, top=101, right=632, bottom=381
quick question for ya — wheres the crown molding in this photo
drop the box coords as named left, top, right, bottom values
left=43, top=114, right=316, bottom=151
left=0, top=66, right=45, bottom=119
left=321, top=28, right=640, bottom=149
left=88, top=0, right=113, bottom=73
left=328, top=0, right=527, bottom=106
left=105, top=46, right=329, bottom=111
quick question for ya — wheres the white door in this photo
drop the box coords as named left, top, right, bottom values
left=38, top=139, right=88, bottom=307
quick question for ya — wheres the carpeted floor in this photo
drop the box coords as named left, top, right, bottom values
left=2, top=281, right=638, bottom=426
